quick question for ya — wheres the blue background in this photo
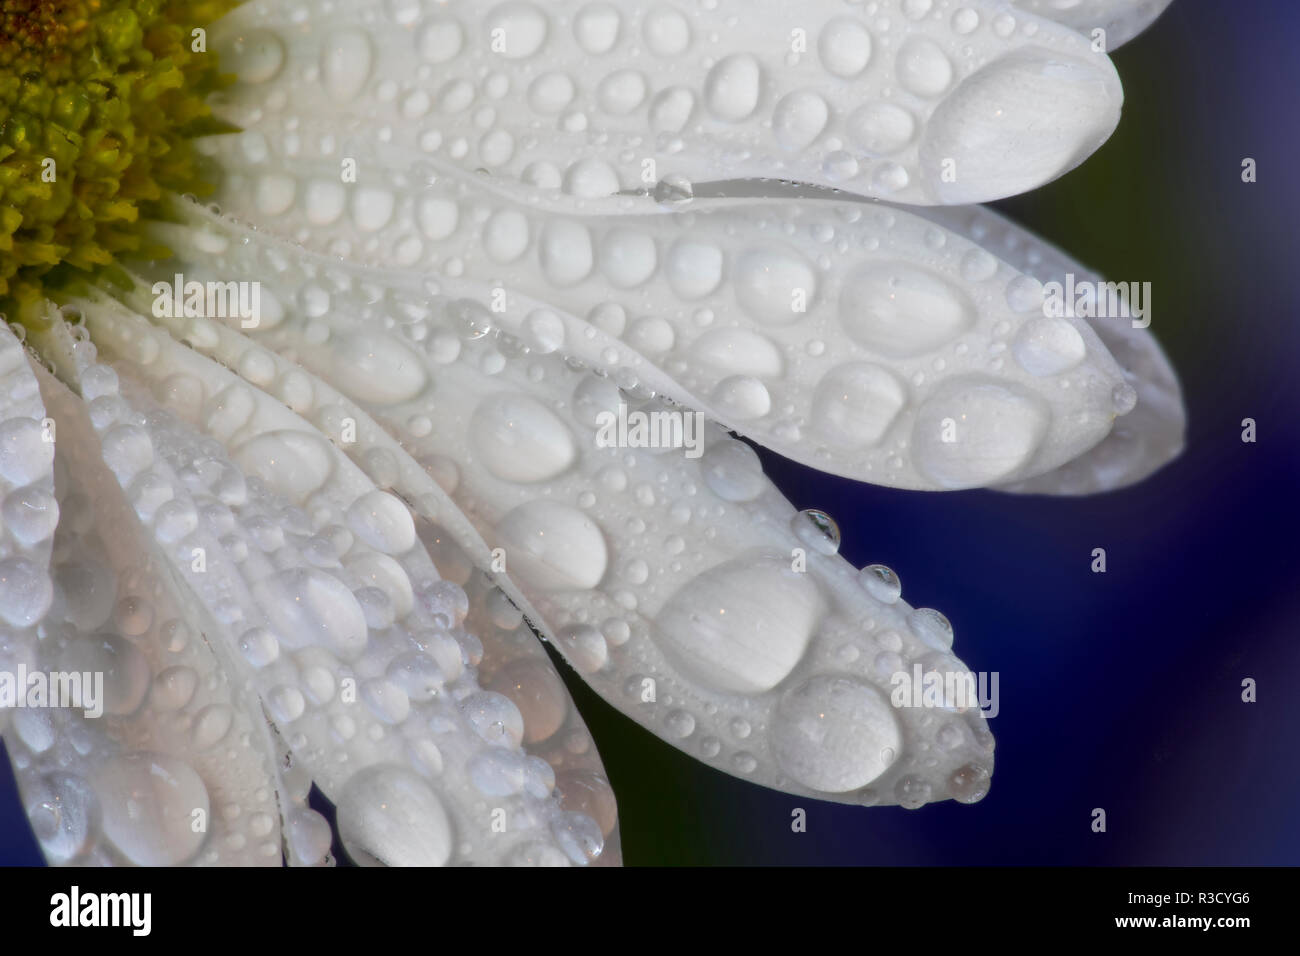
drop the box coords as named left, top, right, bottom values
left=3, top=0, right=1298, bottom=865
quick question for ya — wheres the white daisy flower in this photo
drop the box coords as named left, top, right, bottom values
left=0, top=0, right=1181, bottom=866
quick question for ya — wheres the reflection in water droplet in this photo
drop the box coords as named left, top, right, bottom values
left=791, top=509, right=842, bottom=556
left=859, top=564, right=902, bottom=604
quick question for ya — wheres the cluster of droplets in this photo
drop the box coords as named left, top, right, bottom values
left=1, top=0, right=1184, bottom=863
left=128, top=204, right=997, bottom=809
left=2, top=297, right=615, bottom=865
left=189, top=149, right=1137, bottom=492
left=1, top=321, right=286, bottom=866
left=210, top=0, right=1126, bottom=206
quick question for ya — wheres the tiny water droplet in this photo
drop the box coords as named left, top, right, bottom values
left=910, top=607, right=954, bottom=650
left=791, top=509, right=841, bottom=555
left=860, top=564, right=902, bottom=604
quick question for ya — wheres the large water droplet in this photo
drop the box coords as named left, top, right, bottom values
left=470, top=393, right=577, bottom=483
left=912, top=379, right=1050, bottom=488
left=234, top=430, right=334, bottom=501
left=655, top=552, right=824, bottom=695
left=321, top=30, right=373, bottom=101
left=839, top=264, right=974, bottom=358
left=254, top=568, right=369, bottom=659
left=704, top=54, right=763, bottom=122
left=93, top=753, right=209, bottom=865
left=59, top=635, right=149, bottom=715
left=337, top=765, right=453, bottom=866
left=701, top=438, right=766, bottom=503
left=487, top=658, right=568, bottom=744
left=811, top=362, right=908, bottom=449
left=329, top=334, right=428, bottom=405
left=346, top=490, right=417, bottom=555
left=494, top=501, right=608, bottom=591
left=1012, top=316, right=1087, bottom=376
left=772, top=676, right=902, bottom=793
left=25, top=771, right=98, bottom=864
left=818, top=17, right=873, bottom=78
left=734, top=247, right=818, bottom=326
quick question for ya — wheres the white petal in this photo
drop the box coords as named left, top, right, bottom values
left=1012, top=0, right=1176, bottom=50
left=60, top=297, right=608, bottom=864
left=3, top=318, right=286, bottom=866
left=208, top=0, right=1122, bottom=205
left=911, top=204, right=1185, bottom=493
left=127, top=289, right=625, bottom=860
left=158, top=188, right=1134, bottom=491
left=137, top=222, right=995, bottom=808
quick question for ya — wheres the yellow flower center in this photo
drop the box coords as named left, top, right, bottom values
left=0, top=0, right=238, bottom=326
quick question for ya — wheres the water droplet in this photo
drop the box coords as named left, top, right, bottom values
left=337, top=765, right=453, bottom=866
left=462, top=691, right=525, bottom=747
left=550, top=810, right=604, bottom=865
left=559, top=624, right=609, bottom=673
left=811, top=362, right=907, bottom=449
left=94, top=753, right=209, bottom=865
left=1013, top=317, right=1087, bottom=376
left=704, top=54, right=763, bottom=122
left=2, top=485, right=59, bottom=546
left=665, top=709, right=696, bottom=738
left=859, top=564, right=902, bottom=604
left=895, top=775, right=933, bottom=810
left=791, top=509, right=841, bottom=556
left=655, top=553, right=824, bottom=695
left=470, top=393, right=576, bottom=483
left=772, top=676, right=902, bottom=792
left=734, top=247, right=818, bottom=327
left=818, top=17, right=872, bottom=78
left=25, top=772, right=98, bottom=864
left=346, top=490, right=417, bottom=555
left=554, top=769, right=618, bottom=837
left=912, top=380, right=1050, bottom=488
left=896, top=37, right=952, bottom=97
left=712, top=375, right=772, bottom=420
left=949, top=763, right=991, bottom=804
left=329, top=333, right=428, bottom=405
left=0, top=556, right=53, bottom=627
left=321, top=30, right=373, bottom=101
left=839, top=264, right=974, bottom=357
left=487, top=658, right=568, bottom=744
left=494, top=500, right=608, bottom=591
left=701, top=439, right=766, bottom=503
left=911, top=607, right=954, bottom=650
left=254, top=568, right=369, bottom=659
